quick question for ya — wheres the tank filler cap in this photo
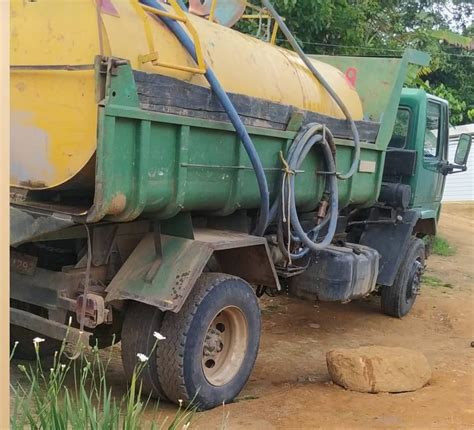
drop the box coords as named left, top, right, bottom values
left=189, top=0, right=246, bottom=27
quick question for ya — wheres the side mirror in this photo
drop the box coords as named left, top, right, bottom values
left=454, top=133, right=472, bottom=166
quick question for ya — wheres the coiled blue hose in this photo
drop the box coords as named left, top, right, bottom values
left=274, top=124, right=339, bottom=260
left=139, top=0, right=270, bottom=236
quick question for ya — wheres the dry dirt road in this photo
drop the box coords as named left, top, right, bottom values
left=11, top=204, right=474, bottom=429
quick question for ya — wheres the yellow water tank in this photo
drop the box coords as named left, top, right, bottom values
left=10, top=0, right=363, bottom=190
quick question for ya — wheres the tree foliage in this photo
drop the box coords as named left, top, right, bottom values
left=238, top=0, right=474, bottom=125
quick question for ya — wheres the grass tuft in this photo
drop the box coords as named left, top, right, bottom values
left=421, top=275, right=453, bottom=289
left=431, top=236, right=456, bottom=256
left=10, top=332, right=196, bottom=429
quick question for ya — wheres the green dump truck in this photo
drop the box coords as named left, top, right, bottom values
left=10, top=0, right=472, bottom=411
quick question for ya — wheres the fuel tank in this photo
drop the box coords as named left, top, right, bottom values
left=10, top=0, right=363, bottom=190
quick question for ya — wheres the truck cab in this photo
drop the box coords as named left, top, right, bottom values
left=340, top=88, right=472, bottom=319
left=385, top=89, right=471, bottom=235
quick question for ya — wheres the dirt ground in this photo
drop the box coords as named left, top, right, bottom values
left=11, top=203, right=474, bottom=429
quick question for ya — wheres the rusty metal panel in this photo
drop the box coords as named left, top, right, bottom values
left=105, top=228, right=279, bottom=312
left=105, top=232, right=213, bottom=311
left=10, top=206, right=74, bottom=247
left=193, top=228, right=267, bottom=250
left=214, top=244, right=280, bottom=289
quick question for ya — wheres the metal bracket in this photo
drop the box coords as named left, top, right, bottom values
left=132, top=0, right=206, bottom=74
left=10, top=307, right=91, bottom=348
left=75, top=293, right=112, bottom=328
left=286, top=110, right=305, bottom=132
left=241, top=2, right=281, bottom=44
left=145, top=221, right=163, bottom=282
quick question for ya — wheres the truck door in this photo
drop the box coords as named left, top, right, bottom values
left=412, top=97, right=449, bottom=211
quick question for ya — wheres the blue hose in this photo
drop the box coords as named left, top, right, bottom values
left=139, top=0, right=270, bottom=236
left=175, top=0, right=187, bottom=11
left=275, top=124, right=339, bottom=260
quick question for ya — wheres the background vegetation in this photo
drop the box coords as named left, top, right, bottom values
left=236, top=0, right=474, bottom=125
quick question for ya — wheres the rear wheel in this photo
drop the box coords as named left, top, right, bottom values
left=122, top=273, right=261, bottom=410
left=121, top=301, right=167, bottom=399
left=121, top=274, right=261, bottom=410
left=381, top=237, right=425, bottom=318
left=157, top=273, right=260, bottom=410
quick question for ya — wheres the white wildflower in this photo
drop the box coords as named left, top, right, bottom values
left=137, top=353, right=149, bottom=363
left=14, top=341, right=19, bottom=347
left=61, top=364, right=66, bottom=370
left=33, top=337, right=45, bottom=344
left=153, top=331, right=166, bottom=341
left=178, top=399, right=183, bottom=407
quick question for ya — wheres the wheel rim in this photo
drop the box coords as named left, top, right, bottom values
left=406, top=258, right=423, bottom=302
left=201, top=306, right=248, bottom=387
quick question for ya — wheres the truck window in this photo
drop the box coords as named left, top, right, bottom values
left=389, top=108, right=410, bottom=149
left=424, top=102, right=441, bottom=158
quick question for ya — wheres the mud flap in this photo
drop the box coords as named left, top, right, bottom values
left=359, top=209, right=419, bottom=286
left=105, top=228, right=279, bottom=312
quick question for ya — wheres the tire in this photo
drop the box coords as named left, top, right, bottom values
left=157, top=273, right=261, bottom=411
left=10, top=300, right=62, bottom=360
left=381, top=237, right=425, bottom=318
left=121, top=301, right=167, bottom=399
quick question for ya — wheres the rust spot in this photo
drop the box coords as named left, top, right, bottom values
left=171, top=271, right=191, bottom=301
left=19, top=180, right=47, bottom=188
left=16, top=82, right=26, bottom=92
left=107, top=193, right=127, bottom=215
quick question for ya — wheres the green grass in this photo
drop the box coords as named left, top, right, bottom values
left=431, top=236, right=456, bottom=256
left=421, top=275, right=453, bottom=289
left=10, top=332, right=195, bottom=429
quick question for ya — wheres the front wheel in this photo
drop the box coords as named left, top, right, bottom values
left=157, top=273, right=261, bottom=410
left=381, top=237, right=425, bottom=318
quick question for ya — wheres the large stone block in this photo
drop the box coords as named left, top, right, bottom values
left=326, top=346, right=431, bottom=393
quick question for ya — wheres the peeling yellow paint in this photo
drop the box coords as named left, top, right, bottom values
left=10, top=0, right=101, bottom=189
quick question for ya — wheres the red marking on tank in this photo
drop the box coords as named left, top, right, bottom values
left=345, top=67, right=358, bottom=88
